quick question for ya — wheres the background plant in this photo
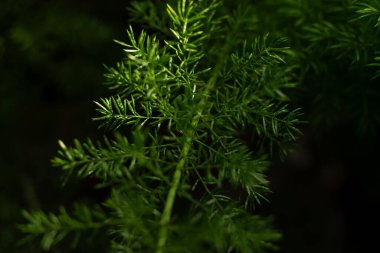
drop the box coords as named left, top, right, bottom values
left=20, top=0, right=301, bottom=252
left=251, top=0, right=380, bottom=135
left=248, top=1, right=380, bottom=252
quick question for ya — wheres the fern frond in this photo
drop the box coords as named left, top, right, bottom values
left=351, top=0, right=380, bottom=27
left=52, top=134, right=150, bottom=180
left=19, top=204, right=106, bottom=250
left=21, top=1, right=302, bottom=252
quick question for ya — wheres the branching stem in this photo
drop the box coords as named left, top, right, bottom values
left=156, top=30, right=233, bottom=253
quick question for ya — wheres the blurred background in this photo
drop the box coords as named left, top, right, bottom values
left=1, top=0, right=379, bottom=253
left=0, top=0, right=127, bottom=252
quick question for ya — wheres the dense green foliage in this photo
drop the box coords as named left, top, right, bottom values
left=253, top=0, right=380, bottom=135
left=20, top=0, right=301, bottom=252
left=16, top=0, right=380, bottom=252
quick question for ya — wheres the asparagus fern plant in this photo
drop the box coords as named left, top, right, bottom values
left=251, top=0, right=380, bottom=135
left=20, top=0, right=301, bottom=252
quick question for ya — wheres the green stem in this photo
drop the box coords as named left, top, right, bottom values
left=155, top=71, right=228, bottom=253
left=155, top=21, right=234, bottom=253
left=156, top=132, right=194, bottom=253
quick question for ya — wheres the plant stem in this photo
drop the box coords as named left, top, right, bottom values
left=155, top=36, right=233, bottom=253
left=156, top=131, right=194, bottom=253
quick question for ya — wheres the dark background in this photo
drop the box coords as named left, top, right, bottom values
left=0, top=1, right=127, bottom=252
left=1, top=0, right=379, bottom=252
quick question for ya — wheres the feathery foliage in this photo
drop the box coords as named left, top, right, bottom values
left=252, top=0, right=380, bottom=135
left=20, top=0, right=301, bottom=252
